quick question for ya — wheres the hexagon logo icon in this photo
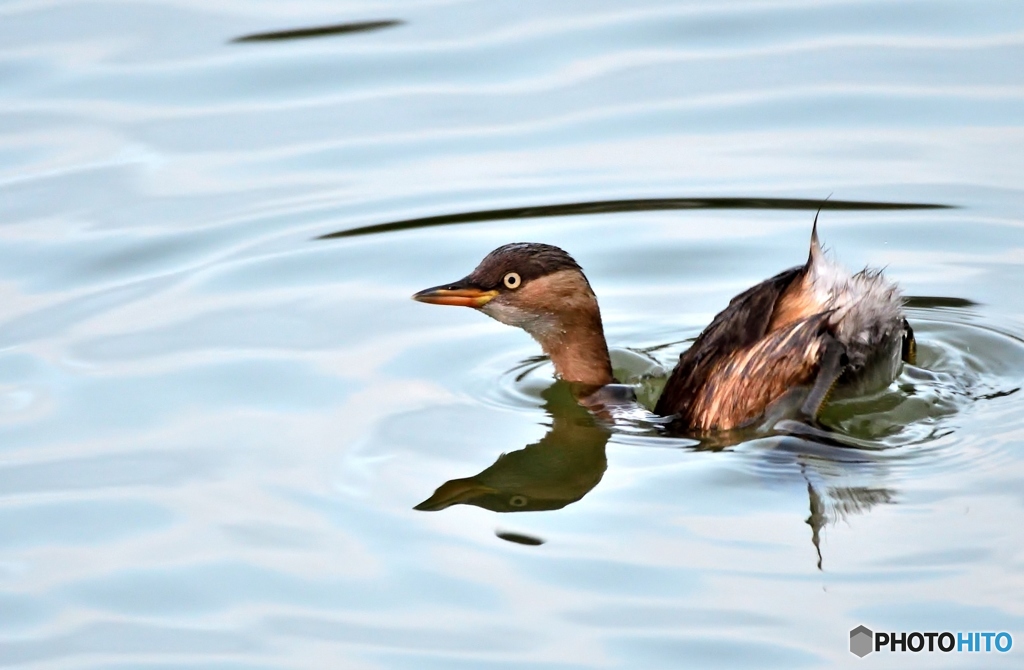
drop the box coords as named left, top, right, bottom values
left=850, top=625, right=874, bottom=657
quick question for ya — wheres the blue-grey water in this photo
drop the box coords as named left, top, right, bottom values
left=2, top=1, right=1023, bottom=668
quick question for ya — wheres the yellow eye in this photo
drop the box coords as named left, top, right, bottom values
left=503, top=272, right=521, bottom=289
left=509, top=495, right=528, bottom=507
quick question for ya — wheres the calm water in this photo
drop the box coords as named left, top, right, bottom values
left=2, top=1, right=1024, bottom=668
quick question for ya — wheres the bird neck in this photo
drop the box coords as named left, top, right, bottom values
left=533, top=312, right=614, bottom=387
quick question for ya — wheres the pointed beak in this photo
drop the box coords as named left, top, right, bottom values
left=412, top=279, right=498, bottom=308
left=414, top=478, right=499, bottom=511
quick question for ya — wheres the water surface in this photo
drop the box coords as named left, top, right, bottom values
left=1, top=1, right=1024, bottom=668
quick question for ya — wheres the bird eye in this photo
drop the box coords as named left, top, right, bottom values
left=509, top=495, right=528, bottom=508
left=503, top=272, right=521, bottom=289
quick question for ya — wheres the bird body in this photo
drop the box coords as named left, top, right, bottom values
left=413, top=225, right=914, bottom=433
left=654, top=225, right=911, bottom=430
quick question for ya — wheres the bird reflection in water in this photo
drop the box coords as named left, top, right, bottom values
left=806, top=479, right=894, bottom=570
left=765, top=436, right=896, bottom=570
left=415, top=383, right=611, bottom=513
left=415, top=378, right=897, bottom=569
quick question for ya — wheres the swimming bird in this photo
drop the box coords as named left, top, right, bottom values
left=412, top=222, right=916, bottom=432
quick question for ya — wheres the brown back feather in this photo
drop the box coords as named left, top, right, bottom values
left=684, top=314, right=830, bottom=431
left=654, top=265, right=806, bottom=421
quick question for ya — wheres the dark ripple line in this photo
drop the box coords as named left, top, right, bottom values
left=231, top=20, right=403, bottom=44
left=316, top=197, right=952, bottom=240
left=904, top=296, right=978, bottom=309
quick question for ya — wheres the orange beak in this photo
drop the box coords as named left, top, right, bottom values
left=412, top=280, right=498, bottom=308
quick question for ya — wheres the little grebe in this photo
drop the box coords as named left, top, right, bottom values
left=413, top=223, right=916, bottom=432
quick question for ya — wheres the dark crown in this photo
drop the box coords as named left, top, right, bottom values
left=468, top=243, right=583, bottom=289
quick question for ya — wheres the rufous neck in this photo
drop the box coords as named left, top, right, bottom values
left=534, top=316, right=614, bottom=387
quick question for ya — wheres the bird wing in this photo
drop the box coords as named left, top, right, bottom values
left=682, top=314, right=832, bottom=431
left=654, top=265, right=805, bottom=420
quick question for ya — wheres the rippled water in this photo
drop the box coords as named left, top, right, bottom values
left=2, top=1, right=1024, bottom=668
